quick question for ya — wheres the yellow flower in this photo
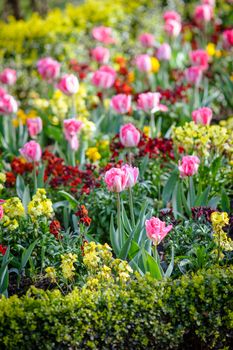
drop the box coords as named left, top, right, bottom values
left=211, top=212, right=229, bottom=228
left=128, top=71, right=135, bottom=83
left=0, top=173, right=6, bottom=183
left=150, top=57, right=160, bottom=73
left=143, top=126, right=150, bottom=137
left=206, top=43, right=215, bottom=56
left=3, top=197, right=25, bottom=218
left=28, top=188, right=53, bottom=221
left=86, top=147, right=101, bottom=162
left=60, top=253, right=77, bottom=280
left=45, top=267, right=57, bottom=283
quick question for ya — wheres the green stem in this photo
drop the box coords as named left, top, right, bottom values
left=33, top=161, right=37, bottom=193
left=128, top=187, right=135, bottom=228
left=150, top=113, right=155, bottom=138
left=116, top=193, right=122, bottom=247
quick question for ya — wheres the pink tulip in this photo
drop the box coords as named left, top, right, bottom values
left=91, top=66, right=116, bottom=89
left=63, top=119, right=83, bottom=151
left=0, top=68, right=17, bottom=86
left=135, top=55, right=152, bottom=72
left=139, top=33, right=155, bottom=47
left=190, top=49, right=209, bottom=70
left=156, top=43, right=172, bottom=61
left=185, top=66, right=203, bottom=86
left=0, top=88, right=7, bottom=97
left=57, top=74, right=79, bottom=96
left=194, top=5, right=213, bottom=24
left=0, top=93, right=17, bottom=114
left=145, top=217, right=173, bottom=245
left=121, top=164, right=139, bottom=188
left=19, top=141, right=42, bottom=162
left=37, top=57, right=60, bottom=82
left=91, top=46, right=110, bottom=64
left=137, top=92, right=167, bottom=113
left=164, top=19, right=182, bottom=37
left=201, top=0, right=215, bottom=6
left=92, top=26, right=115, bottom=44
left=178, top=155, right=200, bottom=177
left=119, top=123, right=140, bottom=148
left=163, top=10, right=181, bottom=23
left=104, top=167, right=128, bottom=192
left=192, top=107, right=213, bottom=125
left=223, top=29, right=233, bottom=48
left=26, top=117, right=43, bottom=138
left=111, top=94, right=131, bottom=114
left=0, top=204, right=4, bottom=220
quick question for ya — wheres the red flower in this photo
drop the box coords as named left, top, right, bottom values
left=0, top=244, right=7, bottom=255
left=49, top=220, right=61, bottom=239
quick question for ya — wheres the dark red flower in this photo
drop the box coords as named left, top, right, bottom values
left=49, top=220, right=61, bottom=239
left=0, top=244, right=7, bottom=255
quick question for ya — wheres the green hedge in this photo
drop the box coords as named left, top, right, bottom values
left=0, top=266, right=232, bottom=350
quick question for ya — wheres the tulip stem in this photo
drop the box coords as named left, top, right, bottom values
left=33, top=161, right=37, bottom=193
left=150, top=112, right=155, bottom=138
left=128, top=187, right=135, bottom=228
left=116, top=193, right=122, bottom=247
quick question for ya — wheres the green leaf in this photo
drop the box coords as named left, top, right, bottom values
left=162, top=170, right=179, bottom=204
left=221, top=190, right=230, bottom=212
left=208, top=196, right=220, bottom=209
left=164, top=246, right=174, bottom=278
left=121, top=203, right=132, bottom=234
left=195, top=186, right=210, bottom=207
left=37, top=164, right=45, bottom=188
left=20, top=240, right=38, bottom=272
left=142, top=249, right=163, bottom=280
left=16, top=175, right=25, bottom=200
left=58, top=191, right=78, bottom=209
left=110, top=214, right=120, bottom=255
left=22, top=185, right=31, bottom=214
left=188, top=177, right=196, bottom=208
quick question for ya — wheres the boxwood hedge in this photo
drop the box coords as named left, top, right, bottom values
left=0, top=266, right=232, bottom=350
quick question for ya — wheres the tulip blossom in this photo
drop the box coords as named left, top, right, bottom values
left=0, top=93, right=17, bottom=114
left=185, top=66, right=203, bottom=86
left=104, top=167, right=128, bottom=192
left=0, top=202, right=4, bottom=220
left=164, top=19, right=181, bottom=37
left=192, top=107, right=213, bottom=125
left=139, top=33, right=155, bottom=47
left=111, top=94, right=131, bottom=114
left=178, top=155, right=200, bottom=177
left=26, top=117, right=43, bottom=138
left=91, top=46, right=110, bottom=64
left=0, top=68, right=17, bottom=86
left=119, top=123, right=140, bottom=148
left=145, top=217, right=173, bottom=245
left=19, top=141, right=42, bottom=162
left=163, top=10, right=181, bottom=23
left=156, top=43, right=172, bottom=61
left=37, top=57, right=60, bottom=82
left=194, top=4, right=213, bottom=24
left=0, top=88, right=7, bottom=97
left=135, top=54, right=152, bottom=72
left=223, top=29, right=233, bottom=48
left=57, top=74, right=79, bottom=95
left=91, top=66, right=116, bottom=89
left=121, top=164, right=139, bottom=188
left=92, top=26, right=115, bottom=44
left=190, top=49, right=209, bottom=70
left=201, top=0, right=215, bottom=6
left=137, top=92, right=167, bottom=113
left=63, top=119, right=83, bottom=151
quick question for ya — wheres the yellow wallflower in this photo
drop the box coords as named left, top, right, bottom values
left=28, top=189, right=53, bottom=221
left=60, top=253, right=77, bottom=280
left=206, top=43, right=216, bottom=56
left=45, top=267, right=57, bottom=283
left=86, top=147, right=101, bottom=162
left=151, top=57, right=160, bottom=73
left=0, top=173, right=6, bottom=183
left=3, top=197, right=25, bottom=218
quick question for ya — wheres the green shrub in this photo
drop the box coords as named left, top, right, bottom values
left=0, top=266, right=232, bottom=350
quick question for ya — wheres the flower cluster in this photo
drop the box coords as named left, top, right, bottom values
left=60, top=253, right=77, bottom=280
left=211, top=212, right=233, bottom=253
left=2, top=197, right=25, bottom=231
left=172, top=122, right=233, bottom=158
left=28, top=189, right=53, bottom=222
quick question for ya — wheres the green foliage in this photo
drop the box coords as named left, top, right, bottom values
left=0, top=266, right=232, bottom=349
